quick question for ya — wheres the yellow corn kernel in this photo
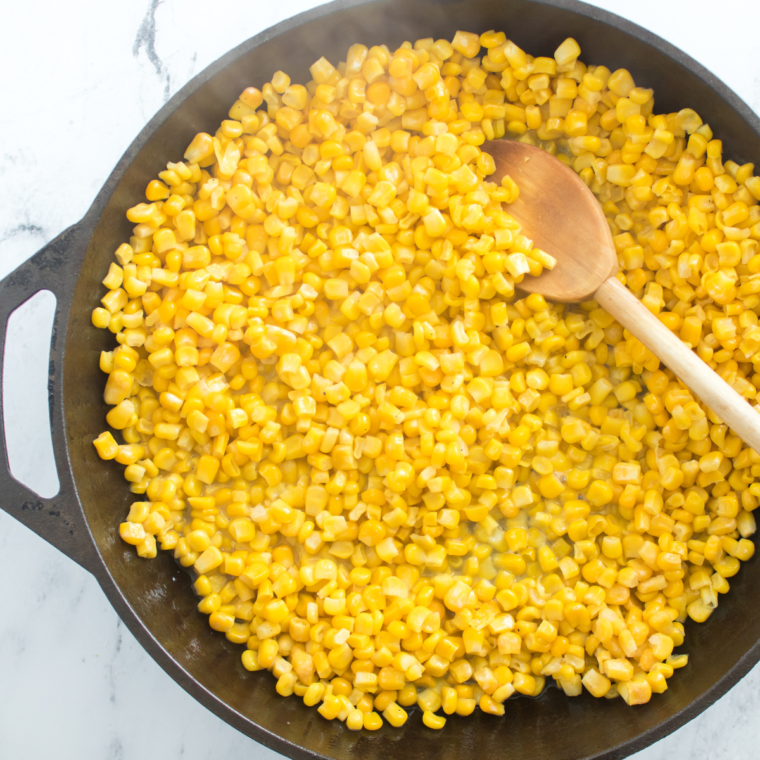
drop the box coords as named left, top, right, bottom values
left=382, top=701, right=408, bottom=727
left=363, top=711, right=383, bottom=730
left=94, top=431, right=120, bottom=460
left=119, top=522, right=145, bottom=545
left=422, top=710, right=446, bottom=729
left=554, top=38, right=581, bottom=66
left=582, top=668, right=611, bottom=698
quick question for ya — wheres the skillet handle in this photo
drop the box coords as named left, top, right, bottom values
left=0, top=222, right=98, bottom=572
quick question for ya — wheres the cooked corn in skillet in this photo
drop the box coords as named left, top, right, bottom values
left=92, top=29, right=760, bottom=729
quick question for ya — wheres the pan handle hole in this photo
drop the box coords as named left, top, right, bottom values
left=2, top=290, right=60, bottom=499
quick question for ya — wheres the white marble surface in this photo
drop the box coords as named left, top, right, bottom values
left=3, top=0, right=760, bottom=757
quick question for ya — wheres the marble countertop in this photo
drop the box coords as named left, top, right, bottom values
left=2, top=0, right=760, bottom=757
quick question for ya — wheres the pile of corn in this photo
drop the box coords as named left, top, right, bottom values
left=92, top=29, right=760, bottom=730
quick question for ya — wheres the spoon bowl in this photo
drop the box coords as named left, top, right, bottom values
left=486, top=139, right=618, bottom=301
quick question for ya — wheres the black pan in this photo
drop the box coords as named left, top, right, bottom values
left=2, top=1, right=760, bottom=758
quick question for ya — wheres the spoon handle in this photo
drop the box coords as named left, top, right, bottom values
left=595, top=275, right=760, bottom=453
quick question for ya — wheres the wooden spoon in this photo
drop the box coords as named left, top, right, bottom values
left=486, top=139, right=760, bottom=452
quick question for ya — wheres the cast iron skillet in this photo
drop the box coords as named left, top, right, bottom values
left=1, top=1, right=759, bottom=758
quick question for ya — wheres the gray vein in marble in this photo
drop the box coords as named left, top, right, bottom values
left=110, top=735, right=125, bottom=760
left=0, top=221, right=44, bottom=246
left=133, top=0, right=171, bottom=101
left=106, top=618, right=123, bottom=706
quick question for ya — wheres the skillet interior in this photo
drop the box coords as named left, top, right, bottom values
left=61, top=1, right=760, bottom=758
